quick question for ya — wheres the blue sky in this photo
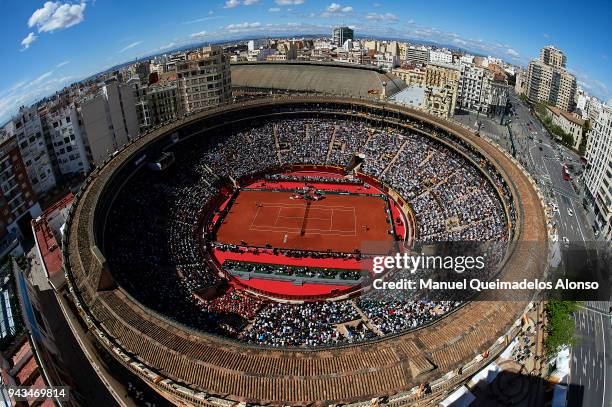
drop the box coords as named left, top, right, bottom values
left=1, top=0, right=610, bottom=123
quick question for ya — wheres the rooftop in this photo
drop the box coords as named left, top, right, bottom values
left=231, top=61, right=406, bottom=97
left=546, top=105, right=585, bottom=126
left=32, top=193, right=74, bottom=289
left=390, top=86, right=426, bottom=108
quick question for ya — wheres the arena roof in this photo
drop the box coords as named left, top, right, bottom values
left=231, top=61, right=407, bottom=97
left=64, top=97, right=548, bottom=406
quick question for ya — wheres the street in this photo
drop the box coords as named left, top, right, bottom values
left=568, top=301, right=611, bottom=407
left=454, top=92, right=611, bottom=407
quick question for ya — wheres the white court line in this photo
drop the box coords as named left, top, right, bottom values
left=247, top=227, right=358, bottom=237
left=249, top=223, right=356, bottom=234
left=275, top=216, right=334, bottom=221
left=272, top=206, right=282, bottom=227
left=247, top=200, right=377, bottom=237
left=257, top=202, right=359, bottom=211
left=249, top=205, right=263, bottom=229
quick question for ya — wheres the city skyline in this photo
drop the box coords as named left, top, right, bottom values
left=1, top=0, right=610, bottom=123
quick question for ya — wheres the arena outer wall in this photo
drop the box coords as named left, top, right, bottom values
left=62, top=97, right=548, bottom=406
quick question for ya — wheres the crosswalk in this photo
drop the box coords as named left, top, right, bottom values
left=586, top=300, right=612, bottom=314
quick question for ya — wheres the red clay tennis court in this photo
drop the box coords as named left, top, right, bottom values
left=215, top=190, right=394, bottom=253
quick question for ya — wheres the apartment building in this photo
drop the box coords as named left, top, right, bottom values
left=0, top=131, right=41, bottom=249
left=248, top=39, right=267, bottom=51
left=585, top=97, right=603, bottom=122
left=44, top=103, right=90, bottom=176
left=486, top=81, right=509, bottom=116
left=78, top=78, right=139, bottom=167
left=457, top=64, right=491, bottom=113
left=404, top=46, right=429, bottom=66
left=428, top=49, right=453, bottom=64
left=545, top=106, right=585, bottom=149
left=526, top=46, right=576, bottom=111
left=425, top=62, right=460, bottom=117
left=540, top=45, right=567, bottom=69
left=133, top=79, right=179, bottom=131
left=424, top=86, right=457, bottom=119
left=388, top=62, right=460, bottom=119
left=332, top=26, right=354, bottom=47
left=362, top=40, right=378, bottom=52
left=459, top=55, right=474, bottom=65
left=515, top=69, right=528, bottom=95
left=392, top=66, right=426, bottom=87
left=176, top=46, right=231, bottom=114
left=8, top=107, right=57, bottom=197
left=582, top=103, right=612, bottom=241
left=276, top=41, right=298, bottom=60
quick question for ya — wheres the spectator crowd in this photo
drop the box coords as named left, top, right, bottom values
left=105, top=114, right=512, bottom=348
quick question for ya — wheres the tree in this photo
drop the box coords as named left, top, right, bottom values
left=544, top=300, right=581, bottom=355
left=579, top=120, right=591, bottom=155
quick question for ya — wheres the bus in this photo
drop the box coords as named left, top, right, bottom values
left=562, top=166, right=570, bottom=181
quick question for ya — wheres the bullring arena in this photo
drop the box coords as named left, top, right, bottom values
left=63, top=97, right=548, bottom=405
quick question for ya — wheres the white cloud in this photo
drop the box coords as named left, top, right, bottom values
left=182, top=15, right=220, bottom=24
left=118, top=40, right=143, bottom=53
left=190, top=31, right=207, bottom=37
left=28, top=1, right=86, bottom=33
left=243, top=0, right=260, bottom=4
left=268, top=7, right=281, bottom=11
left=33, top=71, right=54, bottom=84
left=0, top=74, right=74, bottom=123
left=21, top=32, right=37, bottom=50
left=159, top=42, right=176, bottom=50
left=224, top=0, right=240, bottom=8
left=326, top=3, right=341, bottom=12
left=56, top=60, right=70, bottom=67
left=506, top=48, right=520, bottom=58
left=365, top=12, right=397, bottom=22
left=227, top=22, right=261, bottom=29
left=275, top=0, right=304, bottom=4
left=321, top=3, right=352, bottom=17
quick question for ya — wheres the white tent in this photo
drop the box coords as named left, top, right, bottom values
left=550, top=346, right=571, bottom=385
left=439, top=385, right=476, bottom=407
left=555, top=346, right=571, bottom=374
